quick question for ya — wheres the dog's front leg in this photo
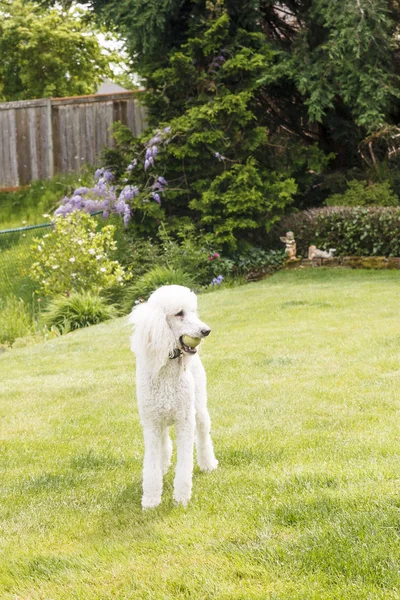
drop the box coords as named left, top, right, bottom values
left=142, top=426, right=163, bottom=509
left=194, top=360, right=218, bottom=472
left=195, top=405, right=218, bottom=472
left=173, top=415, right=195, bottom=506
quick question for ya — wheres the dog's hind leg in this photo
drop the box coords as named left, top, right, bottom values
left=193, top=361, right=218, bottom=472
left=142, top=426, right=164, bottom=509
left=162, top=427, right=173, bottom=475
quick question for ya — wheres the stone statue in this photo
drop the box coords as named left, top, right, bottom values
left=280, top=231, right=297, bottom=260
left=308, top=246, right=336, bottom=260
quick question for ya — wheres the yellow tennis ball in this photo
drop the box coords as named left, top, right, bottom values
left=182, top=335, right=201, bottom=348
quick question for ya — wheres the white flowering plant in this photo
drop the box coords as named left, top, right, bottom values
left=30, top=212, right=130, bottom=297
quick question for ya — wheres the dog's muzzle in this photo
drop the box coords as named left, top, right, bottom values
left=179, top=336, right=198, bottom=355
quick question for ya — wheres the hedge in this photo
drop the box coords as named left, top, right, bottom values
left=273, top=207, right=400, bottom=257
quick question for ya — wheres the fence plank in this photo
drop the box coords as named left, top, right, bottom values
left=15, top=107, right=32, bottom=186
left=84, top=103, right=94, bottom=166
left=28, top=107, right=39, bottom=181
left=51, top=105, right=61, bottom=175
left=0, top=92, right=146, bottom=189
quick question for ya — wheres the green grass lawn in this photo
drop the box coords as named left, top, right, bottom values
left=1, top=268, right=400, bottom=599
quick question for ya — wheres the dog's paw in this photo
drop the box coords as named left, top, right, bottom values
left=197, top=456, right=218, bottom=472
left=173, top=483, right=192, bottom=507
left=142, top=495, right=161, bottom=510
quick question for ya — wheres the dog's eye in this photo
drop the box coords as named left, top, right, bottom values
left=175, top=310, right=184, bottom=317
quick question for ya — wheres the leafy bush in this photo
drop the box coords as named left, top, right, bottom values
left=110, top=232, right=162, bottom=280
left=122, top=267, right=195, bottom=313
left=277, top=207, right=400, bottom=257
left=325, top=180, right=399, bottom=207
left=0, top=296, right=33, bottom=345
left=30, top=212, right=130, bottom=297
left=158, top=224, right=234, bottom=286
left=191, top=160, right=297, bottom=249
left=232, top=248, right=287, bottom=277
left=41, top=292, right=119, bottom=333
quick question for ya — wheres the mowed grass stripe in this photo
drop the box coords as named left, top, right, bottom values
left=1, top=268, right=400, bottom=599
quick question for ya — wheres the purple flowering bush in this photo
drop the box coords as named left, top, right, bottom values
left=54, top=156, right=166, bottom=233
left=53, top=126, right=173, bottom=236
left=30, top=212, right=130, bottom=297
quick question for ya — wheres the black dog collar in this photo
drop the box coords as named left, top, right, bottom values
left=169, top=348, right=183, bottom=360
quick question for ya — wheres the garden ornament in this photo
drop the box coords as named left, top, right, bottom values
left=308, top=246, right=336, bottom=260
left=280, top=231, right=297, bottom=260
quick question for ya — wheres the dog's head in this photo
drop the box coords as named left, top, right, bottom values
left=130, top=285, right=211, bottom=371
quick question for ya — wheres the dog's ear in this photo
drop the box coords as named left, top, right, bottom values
left=129, top=302, right=149, bottom=351
left=130, top=302, right=175, bottom=372
left=129, top=302, right=148, bottom=327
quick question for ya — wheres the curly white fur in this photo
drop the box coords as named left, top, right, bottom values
left=129, top=285, right=218, bottom=508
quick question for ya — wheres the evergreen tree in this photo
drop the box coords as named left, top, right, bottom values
left=83, top=0, right=400, bottom=174
left=103, top=5, right=298, bottom=248
left=45, top=0, right=400, bottom=235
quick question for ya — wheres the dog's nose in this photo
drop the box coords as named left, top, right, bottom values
left=201, top=328, right=211, bottom=337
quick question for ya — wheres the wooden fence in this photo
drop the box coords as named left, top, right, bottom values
left=0, top=92, right=147, bottom=189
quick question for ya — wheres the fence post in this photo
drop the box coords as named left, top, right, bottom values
left=47, top=97, right=54, bottom=179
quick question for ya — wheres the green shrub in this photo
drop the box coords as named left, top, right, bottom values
left=0, top=296, right=33, bottom=345
left=158, top=224, right=234, bottom=286
left=122, top=267, right=195, bottom=313
left=30, top=212, right=130, bottom=297
left=111, top=230, right=162, bottom=279
left=41, top=292, right=119, bottom=333
left=232, top=248, right=287, bottom=276
left=99, top=231, right=162, bottom=307
left=277, top=207, right=400, bottom=257
left=325, top=180, right=399, bottom=207
left=191, top=160, right=297, bottom=250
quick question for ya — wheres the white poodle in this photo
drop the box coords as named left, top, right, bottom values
left=129, top=285, right=218, bottom=509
